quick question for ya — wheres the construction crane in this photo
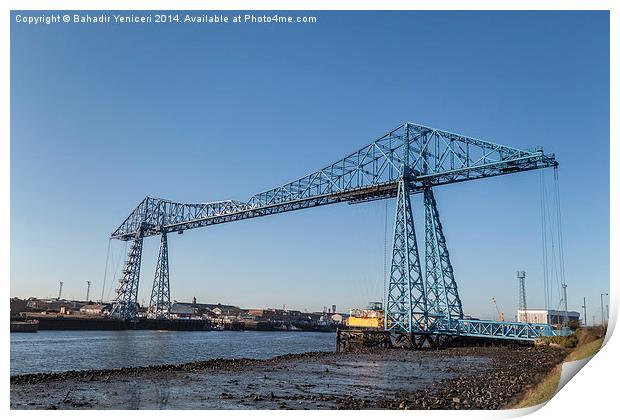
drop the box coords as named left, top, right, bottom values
left=492, top=298, right=505, bottom=322
left=107, top=122, right=558, bottom=340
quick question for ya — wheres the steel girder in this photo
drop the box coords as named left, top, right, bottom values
left=424, top=188, right=464, bottom=331
left=455, top=319, right=554, bottom=340
left=110, top=232, right=143, bottom=319
left=148, top=232, right=171, bottom=319
left=110, top=122, right=557, bottom=240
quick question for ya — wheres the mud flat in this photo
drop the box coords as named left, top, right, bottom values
left=11, top=346, right=566, bottom=410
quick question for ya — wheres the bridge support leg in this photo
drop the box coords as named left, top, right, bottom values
left=385, top=178, right=427, bottom=332
left=111, top=233, right=144, bottom=320
left=424, top=188, right=463, bottom=330
left=148, top=232, right=171, bottom=319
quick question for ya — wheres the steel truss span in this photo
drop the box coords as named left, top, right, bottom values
left=109, top=122, right=559, bottom=341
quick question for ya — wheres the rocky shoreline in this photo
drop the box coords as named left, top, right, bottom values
left=11, top=346, right=567, bottom=410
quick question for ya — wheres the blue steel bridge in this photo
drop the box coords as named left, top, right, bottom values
left=109, top=122, right=559, bottom=341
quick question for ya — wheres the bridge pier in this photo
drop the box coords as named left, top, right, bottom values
left=336, top=329, right=461, bottom=352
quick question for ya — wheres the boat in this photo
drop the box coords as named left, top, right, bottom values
left=10, top=320, right=39, bottom=333
left=346, top=301, right=384, bottom=329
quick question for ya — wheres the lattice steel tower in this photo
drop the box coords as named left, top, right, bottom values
left=385, top=125, right=426, bottom=332
left=384, top=125, right=464, bottom=332
left=517, top=271, right=527, bottom=312
left=110, top=230, right=144, bottom=319
left=148, top=232, right=172, bottom=319
left=424, top=188, right=463, bottom=330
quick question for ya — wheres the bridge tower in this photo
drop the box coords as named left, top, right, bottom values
left=385, top=124, right=464, bottom=333
left=111, top=231, right=144, bottom=319
left=385, top=124, right=427, bottom=332
left=148, top=232, right=172, bottom=319
left=424, top=188, right=464, bottom=331
left=385, top=176, right=427, bottom=332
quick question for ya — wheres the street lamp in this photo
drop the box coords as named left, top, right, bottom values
left=601, top=293, right=609, bottom=326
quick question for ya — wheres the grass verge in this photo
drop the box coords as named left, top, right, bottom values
left=513, top=365, right=562, bottom=409
left=511, top=328, right=605, bottom=409
left=565, top=337, right=603, bottom=362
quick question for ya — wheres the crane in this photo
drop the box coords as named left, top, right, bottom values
left=492, top=298, right=505, bottom=322
left=107, top=122, right=558, bottom=340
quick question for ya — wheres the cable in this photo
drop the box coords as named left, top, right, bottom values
left=554, top=167, right=567, bottom=289
left=540, top=167, right=568, bottom=327
left=106, top=240, right=127, bottom=301
left=100, top=239, right=111, bottom=303
left=543, top=173, right=563, bottom=311
left=554, top=167, right=568, bottom=325
left=540, top=171, right=549, bottom=311
left=383, top=198, right=389, bottom=309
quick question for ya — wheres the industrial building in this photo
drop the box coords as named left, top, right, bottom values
left=517, top=309, right=580, bottom=327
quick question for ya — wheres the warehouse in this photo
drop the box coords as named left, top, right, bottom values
left=517, top=309, right=580, bottom=327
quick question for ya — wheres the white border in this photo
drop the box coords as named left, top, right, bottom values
left=3, top=2, right=616, bottom=420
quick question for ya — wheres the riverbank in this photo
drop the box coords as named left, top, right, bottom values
left=512, top=327, right=605, bottom=408
left=12, top=315, right=337, bottom=332
left=11, top=345, right=566, bottom=410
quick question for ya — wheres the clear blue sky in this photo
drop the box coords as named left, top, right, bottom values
left=10, top=11, right=609, bottom=320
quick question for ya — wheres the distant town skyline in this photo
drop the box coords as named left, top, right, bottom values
left=11, top=11, right=609, bottom=319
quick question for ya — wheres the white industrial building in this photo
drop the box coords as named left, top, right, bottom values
left=517, top=309, right=580, bottom=326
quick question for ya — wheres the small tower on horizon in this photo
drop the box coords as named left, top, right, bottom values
left=58, top=281, right=64, bottom=300
left=517, top=271, right=527, bottom=313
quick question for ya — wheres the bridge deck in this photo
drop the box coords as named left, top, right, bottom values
left=337, top=321, right=563, bottom=352
left=386, top=319, right=561, bottom=342
left=451, top=319, right=558, bottom=341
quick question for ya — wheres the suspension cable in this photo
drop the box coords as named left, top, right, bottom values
left=383, top=198, right=389, bottom=309
left=554, top=167, right=567, bottom=288
left=540, top=171, right=549, bottom=311
left=540, top=167, right=568, bottom=324
left=544, top=172, right=563, bottom=309
left=100, top=239, right=112, bottom=303
left=554, top=167, right=568, bottom=325
left=106, top=240, right=127, bottom=301
left=543, top=172, right=558, bottom=309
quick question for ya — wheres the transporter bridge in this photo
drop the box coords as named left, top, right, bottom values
left=108, top=122, right=560, bottom=341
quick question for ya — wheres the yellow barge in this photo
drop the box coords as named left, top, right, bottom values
left=346, top=302, right=384, bottom=329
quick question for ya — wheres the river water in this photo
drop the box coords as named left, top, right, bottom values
left=10, top=330, right=336, bottom=375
